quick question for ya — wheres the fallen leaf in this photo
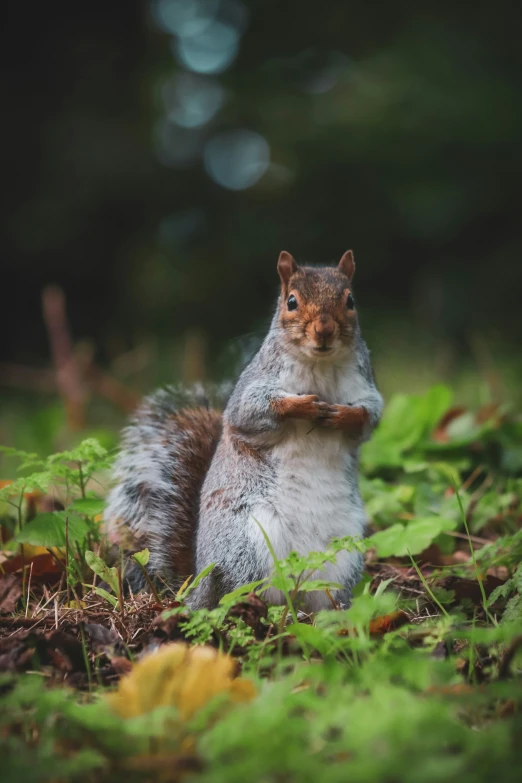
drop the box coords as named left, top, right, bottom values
left=110, top=656, right=134, bottom=675
left=428, top=684, right=476, bottom=696
left=20, top=543, right=63, bottom=560
left=107, top=642, right=257, bottom=720
left=152, top=607, right=186, bottom=643
left=432, top=407, right=468, bottom=442
left=66, top=600, right=87, bottom=610
left=444, top=575, right=506, bottom=604
left=38, top=630, right=87, bottom=674
left=2, top=552, right=63, bottom=582
left=475, top=403, right=501, bottom=425
left=0, top=574, right=22, bottom=613
left=226, top=592, right=268, bottom=635
left=369, top=611, right=409, bottom=635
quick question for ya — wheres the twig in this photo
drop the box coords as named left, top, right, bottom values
left=134, top=558, right=163, bottom=607
left=443, top=530, right=491, bottom=546
left=79, top=622, right=93, bottom=692
left=65, top=515, right=71, bottom=607
left=459, top=465, right=485, bottom=494
left=407, top=551, right=450, bottom=619
left=498, top=636, right=522, bottom=680
left=21, top=546, right=26, bottom=605
left=453, top=482, right=497, bottom=626
left=117, top=567, right=125, bottom=622
left=25, top=561, right=34, bottom=619
left=42, top=284, right=86, bottom=430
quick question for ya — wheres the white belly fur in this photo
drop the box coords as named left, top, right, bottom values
left=250, top=422, right=365, bottom=611
left=247, top=354, right=369, bottom=611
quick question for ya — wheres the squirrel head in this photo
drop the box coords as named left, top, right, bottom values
left=276, top=250, right=358, bottom=361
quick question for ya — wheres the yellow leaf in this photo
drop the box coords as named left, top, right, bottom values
left=175, top=574, right=193, bottom=599
left=20, top=543, right=63, bottom=560
left=107, top=643, right=256, bottom=721
left=66, top=600, right=86, bottom=609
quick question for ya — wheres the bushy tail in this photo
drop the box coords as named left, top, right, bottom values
left=105, top=385, right=223, bottom=588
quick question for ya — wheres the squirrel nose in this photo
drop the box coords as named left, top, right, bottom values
left=314, top=315, right=335, bottom=341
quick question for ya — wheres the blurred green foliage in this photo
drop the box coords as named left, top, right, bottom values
left=2, top=0, right=522, bottom=381
left=1, top=385, right=522, bottom=782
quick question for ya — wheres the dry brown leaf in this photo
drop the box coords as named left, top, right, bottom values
left=427, top=684, right=476, bottom=696
left=432, top=406, right=468, bottom=443
left=369, top=611, right=409, bottom=635
left=107, top=642, right=257, bottom=720
left=0, top=574, right=22, bottom=613
left=2, top=551, right=63, bottom=581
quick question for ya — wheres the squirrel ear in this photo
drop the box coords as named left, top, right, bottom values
left=338, top=250, right=355, bottom=281
left=277, top=251, right=297, bottom=287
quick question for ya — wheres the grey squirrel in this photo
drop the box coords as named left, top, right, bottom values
left=105, top=251, right=383, bottom=611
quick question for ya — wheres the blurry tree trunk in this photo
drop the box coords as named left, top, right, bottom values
left=182, top=329, right=207, bottom=384
left=42, top=286, right=86, bottom=430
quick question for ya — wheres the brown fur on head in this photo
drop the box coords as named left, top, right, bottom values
left=276, top=250, right=358, bottom=360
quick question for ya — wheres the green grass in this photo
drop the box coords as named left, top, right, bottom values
left=0, top=383, right=521, bottom=782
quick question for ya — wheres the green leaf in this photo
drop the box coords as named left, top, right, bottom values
left=503, top=594, right=522, bottom=624
left=180, top=562, right=216, bottom=597
left=219, top=579, right=268, bottom=605
left=0, top=472, right=53, bottom=500
left=361, top=386, right=453, bottom=470
left=298, top=579, right=343, bottom=593
left=46, top=438, right=108, bottom=466
left=84, top=550, right=119, bottom=594
left=83, top=583, right=118, bottom=608
left=292, top=623, right=332, bottom=655
left=69, top=497, right=105, bottom=516
left=132, top=548, right=150, bottom=567
left=370, top=517, right=457, bottom=557
left=15, top=512, right=89, bottom=548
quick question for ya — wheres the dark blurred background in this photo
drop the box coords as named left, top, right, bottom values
left=1, top=0, right=521, bottom=451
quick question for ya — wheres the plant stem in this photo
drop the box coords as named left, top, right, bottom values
left=453, top=481, right=497, bottom=625
left=407, top=551, right=451, bottom=619
left=65, top=515, right=71, bottom=606
left=253, top=518, right=299, bottom=627
left=78, top=462, right=86, bottom=499
left=134, top=558, right=163, bottom=607
left=79, top=622, right=92, bottom=692
left=117, top=566, right=125, bottom=621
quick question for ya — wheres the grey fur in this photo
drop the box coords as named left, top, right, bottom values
left=106, top=282, right=383, bottom=611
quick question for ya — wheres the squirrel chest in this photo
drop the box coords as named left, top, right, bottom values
left=249, top=359, right=367, bottom=563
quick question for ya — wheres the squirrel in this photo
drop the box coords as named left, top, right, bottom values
left=105, top=250, right=383, bottom=611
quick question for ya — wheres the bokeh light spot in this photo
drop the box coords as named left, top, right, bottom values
left=174, top=21, right=239, bottom=74
left=162, top=74, right=224, bottom=129
left=204, top=130, right=270, bottom=190
left=153, top=0, right=219, bottom=38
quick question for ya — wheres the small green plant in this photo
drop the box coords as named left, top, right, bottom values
left=0, top=387, right=521, bottom=783
left=0, top=438, right=112, bottom=600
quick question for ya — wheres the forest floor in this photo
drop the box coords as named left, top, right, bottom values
left=0, top=384, right=521, bottom=783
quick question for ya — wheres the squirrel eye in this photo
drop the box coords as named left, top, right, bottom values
left=287, top=294, right=298, bottom=311
left=346, top=293, right=355, bottom=310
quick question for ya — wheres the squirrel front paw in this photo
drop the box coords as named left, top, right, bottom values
left=317, top=404, right=369, bottom=436
left=273, top=394, right=330, bottom=421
